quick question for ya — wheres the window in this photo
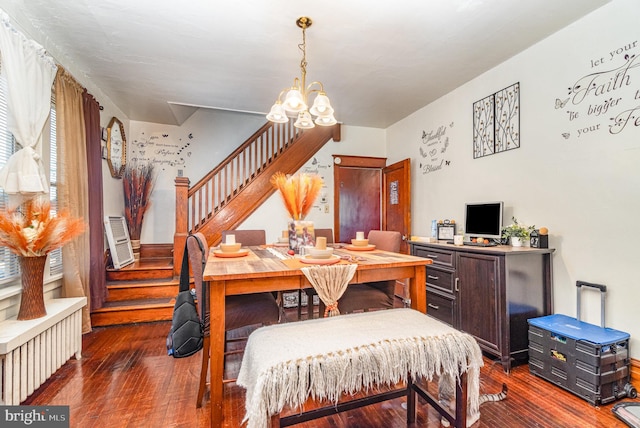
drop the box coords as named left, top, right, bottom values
left=0, top=73, right=19, bottom=284
left=48, top=98, right=62, bottom=277
left=0, top=71, right=59, bottom=285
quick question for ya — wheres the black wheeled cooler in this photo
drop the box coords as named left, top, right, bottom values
left=528, top=281, right=637, bottom=405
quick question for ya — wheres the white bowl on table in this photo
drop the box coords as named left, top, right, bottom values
left=351, top=238, right=369, bottom=247
left=307, top=247, right=334, bottom=259
left=220, top=243, right=242, bottom=253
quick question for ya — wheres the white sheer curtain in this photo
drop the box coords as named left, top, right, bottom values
left=0, top=11, right=57, bottom=208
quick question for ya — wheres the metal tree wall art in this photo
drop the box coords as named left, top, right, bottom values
left=473, top=82, right=520, bottom=158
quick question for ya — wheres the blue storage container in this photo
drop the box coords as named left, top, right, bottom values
left=528, top=281, right=636, bottom=405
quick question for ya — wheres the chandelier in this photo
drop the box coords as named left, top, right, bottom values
left=266, top=17, right=337, bottom=129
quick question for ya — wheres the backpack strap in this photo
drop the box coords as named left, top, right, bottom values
left=180, top=234, right=207, bottom=292
left=193, top=235, right=207, bottom=324
left=179, top=239, right=191, bottom=293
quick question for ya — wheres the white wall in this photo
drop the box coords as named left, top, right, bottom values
left=386, top=0, right=640, bottom=357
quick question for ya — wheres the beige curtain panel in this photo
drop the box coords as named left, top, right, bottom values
left=55, top=67, right=91, bottom=333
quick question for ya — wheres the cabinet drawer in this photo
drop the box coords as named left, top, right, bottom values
left=413, top=246, right=455, bottom=267
left=426, top=266, right=455, bottom=293
left=426, top=289, right=455, bottom=327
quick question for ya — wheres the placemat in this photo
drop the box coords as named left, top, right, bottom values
left=207, top=248, right=261, bottom=262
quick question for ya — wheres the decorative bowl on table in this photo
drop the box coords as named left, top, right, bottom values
left=307, top=247, right=334, bottom=259
left=220, top=242, right=242, bottom=253
left=351, top=238, right=369, bottom=247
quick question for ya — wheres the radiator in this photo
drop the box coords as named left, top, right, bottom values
left=0, top=297, right=85, bottom=405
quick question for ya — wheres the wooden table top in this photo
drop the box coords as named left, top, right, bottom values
left=203, top=244, right=432, bottom=281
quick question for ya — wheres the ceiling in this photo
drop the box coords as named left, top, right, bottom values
left=1, top=0, right=610, bottom=128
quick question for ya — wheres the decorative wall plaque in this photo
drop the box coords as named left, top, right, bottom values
left=473, top=82, right=520, bottom=158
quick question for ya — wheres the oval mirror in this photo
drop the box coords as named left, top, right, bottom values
left=106, top=117, right=126, bottom=178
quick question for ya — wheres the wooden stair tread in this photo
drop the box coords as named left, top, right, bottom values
left=107, top=277, right=179, bottom=287
left=106, top=260, right=173, bottom=272
left=95, top=298, right=174, bottom=311
left=106, top=260, right=174, bottom=281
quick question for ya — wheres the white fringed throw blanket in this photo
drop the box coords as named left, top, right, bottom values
left=301, top=264, right=357, bottom=316
left=237, top=308, right=483, bottom=428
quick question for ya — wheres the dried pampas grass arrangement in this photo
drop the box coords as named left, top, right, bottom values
left=270, top=172, right=323, bottom=220
left=0, top=197, right=85, bottom=257
left=123, top=162, right=155, bottom=240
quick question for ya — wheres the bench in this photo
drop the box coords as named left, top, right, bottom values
left=236, top=308, right=483, bottom=428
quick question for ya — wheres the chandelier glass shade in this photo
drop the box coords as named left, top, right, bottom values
left=266, top=17, right=337, bottom=129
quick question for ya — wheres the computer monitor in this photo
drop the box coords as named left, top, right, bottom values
left=464, top=201, right=504, bottom=241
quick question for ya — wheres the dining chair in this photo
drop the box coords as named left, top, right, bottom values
left=189, top=233, right=280, bottom=408
left=314, top=228, right=335, bottom=244
left=298, top=228, right=335, bottom=319
left=337, top=230, right=403, bottom=314
left=221, top=229, right=266, bottom=246
left=221, top=229, right=291, bottom=316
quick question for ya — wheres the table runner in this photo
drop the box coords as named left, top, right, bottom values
left=237, top=308, right=482, bottom=428
left=301, top=264, right=357, bottom=316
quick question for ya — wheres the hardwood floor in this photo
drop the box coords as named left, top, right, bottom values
left=23, top=314, right=632, bottom=427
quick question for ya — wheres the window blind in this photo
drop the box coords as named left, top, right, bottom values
left=48, top=98, right=62, bottom=276
left=0, top=72, right=20, bottom=283
left=0, top=71, right=59, bottom=283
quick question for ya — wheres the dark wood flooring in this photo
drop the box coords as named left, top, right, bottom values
left=23, top=309, right=633, bottom=427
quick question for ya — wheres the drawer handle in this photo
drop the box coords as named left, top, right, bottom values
left=455, top=277, right=460, bottom=292
left=427, top=275, right=439, bottom=280
left=428, top=303, right=440, bottom=310
left=426, top=254, right=439, bottom=259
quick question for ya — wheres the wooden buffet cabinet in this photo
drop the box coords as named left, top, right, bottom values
left=409, top=241, right=554, bottom=371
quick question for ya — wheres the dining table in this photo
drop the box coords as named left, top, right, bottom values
left=203, top=244, right=432, bottom=427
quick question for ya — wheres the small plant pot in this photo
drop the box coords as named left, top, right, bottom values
left=511, top=237, right=524, bottom=247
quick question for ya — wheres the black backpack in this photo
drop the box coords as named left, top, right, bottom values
left=166, top=236, right=205, bottom=358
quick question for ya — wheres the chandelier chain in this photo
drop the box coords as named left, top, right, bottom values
left=299, top=26, right=307, bottom=94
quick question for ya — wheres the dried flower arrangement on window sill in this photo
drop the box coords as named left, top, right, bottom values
left=0, top=197, right=85, bottom=319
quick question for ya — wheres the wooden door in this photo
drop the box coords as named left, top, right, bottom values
left=333, top=156, right=385, bottom=243
left=383, top=159, right=411, bottom=253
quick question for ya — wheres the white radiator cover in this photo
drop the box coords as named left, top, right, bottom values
left=0, top=297, right=86, bottom=405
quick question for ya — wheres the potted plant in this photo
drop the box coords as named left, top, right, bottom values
left=123, top=162, right=155, bottom=259
left=501, top=217, right=535, bottom=247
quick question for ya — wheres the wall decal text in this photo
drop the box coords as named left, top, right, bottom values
left=560, top=39, right=639, bottom=139
left=418, top=122, right=453, bottom=174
